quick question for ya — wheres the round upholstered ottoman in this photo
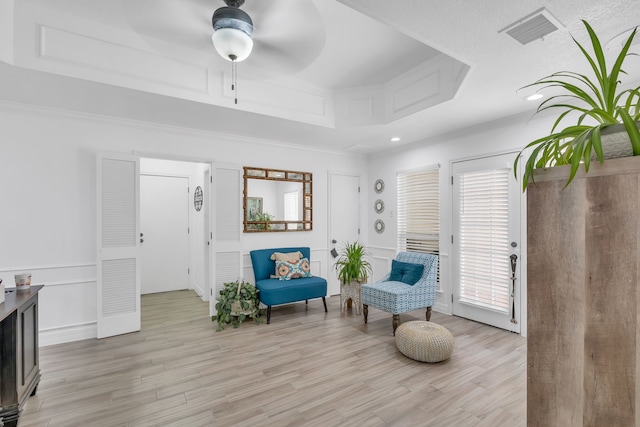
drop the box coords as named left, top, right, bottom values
left=395, top=321, right=454, bottom=363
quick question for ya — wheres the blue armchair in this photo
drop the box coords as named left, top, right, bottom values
left=250, top=247, right=328, bottom=324
left=362, top=251, right=438, bottom=334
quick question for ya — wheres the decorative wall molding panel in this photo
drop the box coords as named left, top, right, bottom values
left=39, top=26, right=209, bottom=93
left=219, top=72, right=333, bottom=128
left=385, top=55, right=469, bottom=123
left=335, top=55, right=470, bottom=127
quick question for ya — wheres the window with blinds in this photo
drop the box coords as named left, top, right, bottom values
left=458, top=168, right=510, bottom=312
left=397, top=167, right=440, bottom=283
left=284, top=191, right=299, bottom=221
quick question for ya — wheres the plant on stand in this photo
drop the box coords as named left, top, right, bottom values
left=211, top=280, right=264, bottom=331
left=334, top=241, right=373, bottom=314
left=515, top=20, right=640, bottom=190
left=334, top=241, right=373, bottom=285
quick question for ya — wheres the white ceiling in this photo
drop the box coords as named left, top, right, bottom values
left=1, top=0, right=639, bottom=153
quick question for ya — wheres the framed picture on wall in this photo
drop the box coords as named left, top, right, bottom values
left=247, top=197, right=263, bottom=220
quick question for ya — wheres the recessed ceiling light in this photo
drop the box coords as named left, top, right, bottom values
left=526, top=93, right=544, bottom=101
left=390, top=137, right=401, bottom=142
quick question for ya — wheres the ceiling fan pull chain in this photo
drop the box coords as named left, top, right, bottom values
left=234, top=60, right=238, bottom=105
left=229, top=55, right=238, bottom=105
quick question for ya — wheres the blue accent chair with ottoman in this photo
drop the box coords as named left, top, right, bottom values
left=362, top=251, right=438, bottom=334
left=250, top=247, right=328, bottom=324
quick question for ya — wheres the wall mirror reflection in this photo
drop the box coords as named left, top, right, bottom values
left=243, top=166, right=312, bottom=232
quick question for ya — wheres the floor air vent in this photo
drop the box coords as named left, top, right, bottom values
left=499, top=8, right=563, bottom=45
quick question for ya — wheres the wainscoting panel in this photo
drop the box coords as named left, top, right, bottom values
left=0, top=263, right=98, bottom=346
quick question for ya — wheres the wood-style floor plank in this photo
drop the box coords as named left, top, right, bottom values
left=20, top=290, right=526, bottom=426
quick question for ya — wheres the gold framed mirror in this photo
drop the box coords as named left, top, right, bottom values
left=243, top=166, right=312, bottom=232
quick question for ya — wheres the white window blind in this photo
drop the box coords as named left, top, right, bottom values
left=458, top=168, right=510, bottom=312
left=284, top=191, right=299, bottom=221
left=397, top=167, right=440, bottom=282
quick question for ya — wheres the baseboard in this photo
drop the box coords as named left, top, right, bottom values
left=40, top=322, right=97, bottom=347
left=433, top=301, right=450, bottom=315
left=192, top=283, right=205, bottom=299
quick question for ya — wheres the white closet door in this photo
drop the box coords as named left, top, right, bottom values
left=96, top=153, right=140, bottom=339
left=211, top=164, right=242, bottom=316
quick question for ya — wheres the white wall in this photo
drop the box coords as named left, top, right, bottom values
left=0, top=102, right=368, bottom=346
left=366, top=112, right=555, bottom=336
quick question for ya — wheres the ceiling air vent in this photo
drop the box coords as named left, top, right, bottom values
left=499, top=8, right=563, bottom=45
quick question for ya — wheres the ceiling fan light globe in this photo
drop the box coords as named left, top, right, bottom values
left=212, top=28, right=253, bottom=62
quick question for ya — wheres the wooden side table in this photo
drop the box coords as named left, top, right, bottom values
left=340, top=282, right=362, bottom=315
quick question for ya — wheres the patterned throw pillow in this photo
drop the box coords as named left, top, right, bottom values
left=271, top=251, right=304, bottom=277
left=276, top=257, right=312, bottom=280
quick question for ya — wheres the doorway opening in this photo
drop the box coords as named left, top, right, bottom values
left=140, top=157, right=212, bottom=303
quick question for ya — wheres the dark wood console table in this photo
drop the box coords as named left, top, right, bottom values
left=0, top=285, right=43, bottom=427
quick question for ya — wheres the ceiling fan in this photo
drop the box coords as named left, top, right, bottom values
left=211, top=0, right=254, bottom=62
left=209, top=0, right=327, bottom=76
left=125, top=0, right=326, bottom=74
left=208, top=0, right=326, bottom=103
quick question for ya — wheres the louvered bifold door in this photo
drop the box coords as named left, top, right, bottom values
left=96, top=153, right=141, bottom=339
left=211, top=164, right=242, bottom=316
left=452, top=153, right=520, bottom=333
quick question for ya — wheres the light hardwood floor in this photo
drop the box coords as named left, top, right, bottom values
left=21, top=291, right=526, bottom=427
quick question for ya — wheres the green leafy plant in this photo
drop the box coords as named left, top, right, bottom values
left=211, top=280, right=264, bottom=331
left=247, top=212, right=274, bottom=230
left=334, top=241, right=373, bottom=285
left=515, top=20, right=640, bottom=190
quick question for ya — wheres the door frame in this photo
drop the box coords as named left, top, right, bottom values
left=448, top=150, right=527, bottom=336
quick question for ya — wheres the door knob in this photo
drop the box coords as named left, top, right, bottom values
left=332, top=239, right=337, bottom=244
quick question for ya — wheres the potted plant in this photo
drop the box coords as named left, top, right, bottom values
left=515, top=20, right=640, bottom=190
left=247, top=212, right=274, bottom=231
left=211, top=280, right=264, bottom=331
left=334, top=241, right=372, bottom=285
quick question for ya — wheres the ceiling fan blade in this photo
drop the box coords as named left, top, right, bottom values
left=124, top=0, right=213, bottom=50
left=245, top=0, right=326, bottom=73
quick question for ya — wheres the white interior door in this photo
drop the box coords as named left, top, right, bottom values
left=452, top=152, right=521, bottom=332
left=96, top=153, right=140, bottom=339
left=140, top=174, right=189, bottom=294
left=329, top=173, right=360, bottom=296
